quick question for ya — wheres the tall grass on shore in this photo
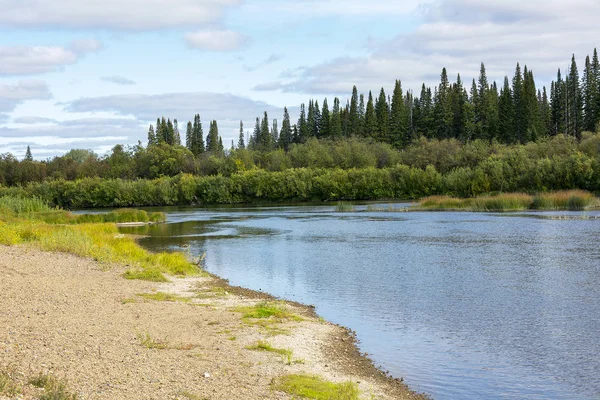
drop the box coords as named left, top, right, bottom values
left=418, top=190, right=599, bottom=212
left=0, top=196, right=197, bottom=282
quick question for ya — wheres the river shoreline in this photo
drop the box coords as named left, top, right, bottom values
left=0, top=245, right=427, bottom=399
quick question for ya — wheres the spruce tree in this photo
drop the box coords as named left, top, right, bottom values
left=24, top=145, right=33, bottom=161
left=238, top=120, right=245, bottom=149
left=307, top=100, right=315, bottom=139
left=320, top=98, right=330, bottom=139
left=330, top=97, right=343, bottom=138
left=593, top=48, right=600, bottom=130
left=364, top=91, right=378, bottom=138
left=313, top=100, right=321, bottom=138
left=375, top=87, right=390, bottom=142
left=186, top=121, right=193, bottom=149
left=173, top=119, right=181, bottom=146
left=298, top=104, right=309, bottom=142
left=358, top=94, right=365, bottom=136
left=271, top=119, right=279, bottom=144
left=207, top=120, right=220, bottom=153
left=583, top=54, right=597, bottom=131
left=551, top=69, right=566, bottom=135
left=498, top=77, right=514, bottom=143
left=390, top=80, right=406, bottom=147
left=156, top=118, right=164, bottom=143
left=280, top=107, right=293, bottom=151
left=260, top=111, right=272, bottom=149
left=349, top=86, right=359, bottom=136
left=512, top=63, right=525, bottom=143
left=191, top=114, right=205, bottom=155
left=251, top=117, right=260, bottom=149
left=166, top=118, right=175, bottom=145
left=434, top=68, right=453, bottom=139
left=147, top=124, right=157, bottom=146
left=567, top=55, right=583, bottom=138
left=450, top=74, right=468, bottom=141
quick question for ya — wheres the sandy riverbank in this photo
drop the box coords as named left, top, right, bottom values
left=0, top=245, right=426, bottom=399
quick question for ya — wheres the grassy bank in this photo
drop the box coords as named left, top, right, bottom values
left=0, top=195, right=197, bottom=282
left=418, top=190, right=600, bottom=211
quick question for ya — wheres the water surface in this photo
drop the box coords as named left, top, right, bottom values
left=120, top=204, right=600, bottom=399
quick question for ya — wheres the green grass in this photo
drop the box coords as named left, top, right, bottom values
left=234, top=301, right=303, bottom=321
left=246, top=340, right=293, bottom=364
left=418, top=190, right=599, bottom=212
left=273, top=374, right=360, bottom=400
left=28, top=373, right=77, bottom=400
left=137, top=333, right=197, bottom=351
left=0, top=209, right=201, bottom=282
left=0, top=370, right=20, bottom=396
left=335, top=202, right=355, bottom=212
left=137, top=292, right=191, bottom=302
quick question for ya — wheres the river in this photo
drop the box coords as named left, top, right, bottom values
left=119, top=204, right=600, bottom=399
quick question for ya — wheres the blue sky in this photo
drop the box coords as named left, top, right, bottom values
left=0, top=0, right=598, bottom=159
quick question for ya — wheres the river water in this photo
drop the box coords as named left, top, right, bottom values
left=119, top=204, right=600, bottom=399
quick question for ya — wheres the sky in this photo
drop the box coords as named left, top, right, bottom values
left=0, top=0, right=599, bottom=159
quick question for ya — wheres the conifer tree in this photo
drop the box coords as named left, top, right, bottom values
left=166, top=118, right=175, bottom=145
left=147, top=124, right=157, bottom=146
left=238, top=120, right=245, bottom=149
left=358, top=94, right=365, bottom=136
left=251, top=117, right=260, bottom=149
left=375, top=87, right=390, bottom=142
left=24, top=145, right=32, bottom=161
left=173, top=119, right=181, bottom=146
left=390, top=80, right=406, bottom=147
left=307, top=100, right=315, bottom=139
left=450, top=74, right=468, bottom=141
left=207, top=120, right=220, bottom=153
left=364, top=91, right=378, bottom=138
left=512, top=63, right=525, bottom=142
left=330, top=97, right=343, bottom=138
left=498, top=77, right=514, bottom=143
left=280, top=107, right=293, bottom=151
left=191, top=114, right=205, bottom=155
left=583, top=54, right=598, bottom=131
left=260, top=111, right=272, bottom=149
left=348, top=86, right=359, bottom=136
left=566, top=55, right=583, bottom=138
left=271, top=119, right=279, bottom=144
left=186, top=121, right=193, bottom=149
left=156, top=118, right=164, bottom=143
left=593, top=48, right=600, bottom=129
left=434, top=68, right=453, bottom=139
left=298, top=104, right=308, bottom=143
left=341, top=101, right=350, bottom=137
left=320, top=98, right=330, bottom=139
left=551, top=69, right=566, bottom=135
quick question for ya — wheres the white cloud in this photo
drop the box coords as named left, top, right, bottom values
left=69, top=39, right=104, bottom=54
left=14, top=116, right=58, bottom=124
left=64, top=92, right=283, bottom=122
left=0, top=0, right=241, bottom=30
left=0, top=46, right=78, bottom=75
left=245, top=0, right=421, bottom=17
left=261, top=0, right=600, bottom=95
left=0, top=40, right=102, bottom=76
left=101, top=75, right=136, bottom=85
left=0, top=80, right=52, bottom=112
left=185, top=30, right=249, bottom=51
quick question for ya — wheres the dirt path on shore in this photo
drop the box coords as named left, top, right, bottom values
left=0, top=245, right=425, bottom=400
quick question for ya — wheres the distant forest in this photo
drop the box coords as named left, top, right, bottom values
left=1, top=49, right=600, bottom=206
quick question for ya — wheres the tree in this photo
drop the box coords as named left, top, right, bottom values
left=512, top=63, right=525, bottom=142
left=185, top=121, right=193, bottom=149
left=358, top=94, right=365, bottom=136
left=375, top=87, right=390, bottom=142
left=583, top=54, right=598, bottom=131
left=593, top=48, right=600, bottom=129
left=498, top=76, right=514, bottom=143
left=434, top=68, right=453, bottom=139
left=390, top=80, right=406, bottom=147
left=190, top=114, right=205, bottom=156
left=24, top=146, right=33, bottom=161
left=330, top=97, right=342, bottom=138
left=173, top=119, right=181, bottom=146
left=147, top=124, right=157, bottom=146
left=566, top=55, right=583, bottom=138
left=206, top=120, right=220, bottom=153
left=260, top=111, right=272, bottom=150
left=320, top=98, right=330, bottom=139
left=348, top=86, right=360, bottom=136
left=279, top=107, right=293, bottom=151
left=166, top=118, right=175, bottom=145
left=298, top=104, right=309, bottom=143
left=551, top=69, right=566, bottom=135
left=238, top=120, right=245, bottom=149
left=312, top=100, right=321, bottom=138
left=364, top=91, right=378, bottom=138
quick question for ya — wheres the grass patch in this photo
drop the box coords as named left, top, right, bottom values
left=0, top=199, right=201, bottom=282
left=335, top=202, right=355, bottom=212
left=137, top=292, right=191, bottom=303
left=0, top=370, right=20, bottom=396
left=28, top=373, right=77, bottom=400
left=234, top=301, right=303, bottom=321
left=273, top=374, right=359, bottom=400
left=418, top=190, right=599, bottom=211
left=137, top=333, right=197, bottom=351
left=246, top=340, right=294, bottom=364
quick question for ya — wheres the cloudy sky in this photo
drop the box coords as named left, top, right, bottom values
left=0, top=0, right=598, bottom=159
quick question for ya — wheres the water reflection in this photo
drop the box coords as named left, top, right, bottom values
left=121, top=205, right=600, bottom=399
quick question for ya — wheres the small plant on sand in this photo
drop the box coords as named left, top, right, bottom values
left=273, top=374, right=359, bottom=400
left=28, top=373, right=77, bottom=400
left=235, top=301, right=302, bottom=321
left=246, top=340, right=294, bottom=364
left=137, top=292, right=191, bottom=303
left=137, top=333, right=169, bottom=350
left=0, top=370, right=20, bottom=396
